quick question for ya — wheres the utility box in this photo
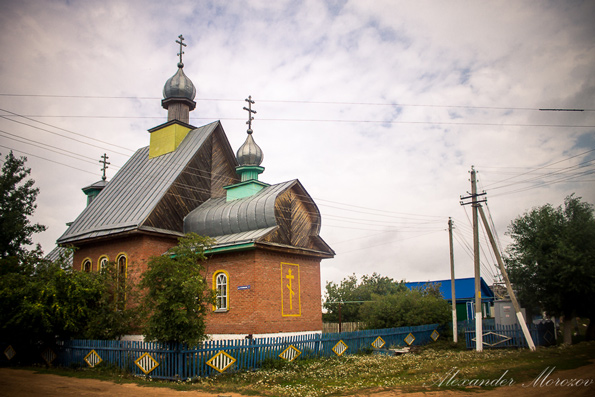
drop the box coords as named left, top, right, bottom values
left=494, top=300, right=527, bottom=326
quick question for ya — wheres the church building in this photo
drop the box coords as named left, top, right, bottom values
left=56, top=36, right=334, bottom=338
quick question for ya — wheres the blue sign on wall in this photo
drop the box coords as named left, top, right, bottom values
left=237, top=285, right=251, bottom=290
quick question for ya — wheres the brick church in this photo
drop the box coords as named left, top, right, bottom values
left=55, top=36, right=334, bottom=338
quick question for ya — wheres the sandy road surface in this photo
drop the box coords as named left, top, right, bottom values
left=0, top=362, right=594, bottom=396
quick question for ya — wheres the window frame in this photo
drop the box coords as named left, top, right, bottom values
left=82, top=258, right=92, bottom=272
left=98, top=255, right=109, bottom=272
left=115, top=253, right=128, bottom=309
left=213, top=270, right=229, bottom=312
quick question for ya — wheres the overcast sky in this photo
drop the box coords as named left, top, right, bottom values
left=1, top=0, right=594, bottom=290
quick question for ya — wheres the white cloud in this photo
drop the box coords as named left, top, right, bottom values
left=1, top=0, right=593, bottom=290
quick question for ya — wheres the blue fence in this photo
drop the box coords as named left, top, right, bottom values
left=1, top=323, right=440, bottom=380
left=463, top=321, right=556, bottom=349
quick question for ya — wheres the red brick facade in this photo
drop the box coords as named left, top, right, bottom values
left=73, top=236, right=323, bottom=336
left=73, top=234, right=178, bottom=287
left=204, top=249, right=323, bottom=335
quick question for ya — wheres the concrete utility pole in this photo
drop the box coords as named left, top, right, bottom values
left=461, top=167, right=486, bottom=351
left=478, top=206, right=536, bottom=351
left=471, top=167, right=483, bottom=351
left=448, top=218, right=457, bottom=343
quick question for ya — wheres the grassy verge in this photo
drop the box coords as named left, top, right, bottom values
left=22, top=341, right=595, bottom=396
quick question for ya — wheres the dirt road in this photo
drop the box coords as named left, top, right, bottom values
left=0, top=362, right=594, bottom=397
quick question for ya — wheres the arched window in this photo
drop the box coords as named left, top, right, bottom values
left=214, top=271, right=229, bottom=311
left=116, top=254, right=127, bottom=309
left=98, top=256, right=109, bottom=272
left=82, top=259, right=92, bottom=272
left=116, top=254, right=127, bottom=279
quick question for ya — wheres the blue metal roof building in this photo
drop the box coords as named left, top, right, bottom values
left=405, top=277, right=495, bottom=321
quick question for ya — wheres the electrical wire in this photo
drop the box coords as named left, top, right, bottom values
left=1, top=93, right=593, bottom=112
left=0, top=144, right=98, bottom=176
left=0, top=108, right=136, bottom=153
left=0, top=129, right=122, bottom=169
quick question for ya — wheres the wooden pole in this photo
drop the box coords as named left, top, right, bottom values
left=448, top=217, right=458, bottom=343
left=338, top=302, right=342, bottom=333
left=471, top=167, right=483, bottom=352
left=478, top=206, right=536, bottom=351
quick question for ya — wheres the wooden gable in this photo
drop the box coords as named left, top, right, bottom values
left=142, top=124, right=239, bottom=232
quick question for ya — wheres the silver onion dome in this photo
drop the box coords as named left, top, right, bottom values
left=236, top=133, right=263, bottom=166
left=163, top=65, right=196, bottom=100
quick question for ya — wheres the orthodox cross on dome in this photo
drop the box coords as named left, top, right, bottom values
left=99, top=153, right=110, bottom=181
left=243, top=95, right=256, bottom=134
left=176, top=34, right=186, bottom=67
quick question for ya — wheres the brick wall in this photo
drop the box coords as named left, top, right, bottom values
left=72, top=234, right=178, bottom=286
left=73, top=236, right=323, bottom=336
left=204, top=249, right=323, bottom=335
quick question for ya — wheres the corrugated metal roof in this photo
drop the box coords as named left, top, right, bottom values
left=209, top=227, right=278, bottom=248
left=405, top=277, right=494, bottom=301
left=57, top=121, right=220, bottom=244
left=183, top=179, right=297, bottom=237
left=45, top=245, right=74, bottom=265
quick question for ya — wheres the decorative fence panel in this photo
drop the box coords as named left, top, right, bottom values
left=2, top=323, right=442, bottom=380
left=464, top=321, right=556, bottom=349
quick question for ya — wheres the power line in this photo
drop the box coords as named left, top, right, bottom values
left=5, top=114, right=593, bottom=129
left=482, top=148, right=595, bottom=189
left=0, top=108, right=134, bottom=154
left=0, top=114, right=134, bottom=157
left=2, top=93, right=594, bottom=112
left=0, top=129, right=122, bottom=169
left=0, top=144, right=97, bottom=176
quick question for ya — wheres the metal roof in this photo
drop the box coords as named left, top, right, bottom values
left=45, top=245, right=74, bottom=265
left=183, top=179, right=297, bottom=237
left=57, top=121, right=220, bottom=244
left=405, top=277, right=494, bottom=302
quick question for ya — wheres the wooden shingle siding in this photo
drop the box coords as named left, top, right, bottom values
left=211, top=126, right=239, bottom=198
left=272, top=188, right=292, bottom=245
left=142, top=136, right=213, bottom=231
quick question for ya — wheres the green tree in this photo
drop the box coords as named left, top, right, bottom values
left=359, top=287, right=451, bottom=329
left=323, top=273, right=406, bottom=323
left=0, top=252, right=139, bottom=346
left=83, top=261, right=140, bottom=340
left=0, top=151, right=46, bottom=260
left=505, top=195, right=595, bottom=344
left=0, top=152, right=137, bottom=346
left=140, top=233, right=215, bottom=346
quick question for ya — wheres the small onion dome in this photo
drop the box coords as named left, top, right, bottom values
left=163, top=64, right=196, bottom=100
left=236, top=133, right=263, bottom=166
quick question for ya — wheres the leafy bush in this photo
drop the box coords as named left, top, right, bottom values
left=360, top=288, right=450, bottom=329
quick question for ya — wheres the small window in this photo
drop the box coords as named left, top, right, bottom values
left=116, top=254, right=127, bottom=309
left=98, top=256, right=109, bottom=272
left=82, top=259, right=91, bottom=272
left=214, top=271, right=229, bottom=311
left=117, top=254, right=127, bottom=279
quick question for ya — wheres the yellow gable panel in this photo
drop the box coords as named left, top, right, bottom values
left=149, top=123, right=192, bottom=158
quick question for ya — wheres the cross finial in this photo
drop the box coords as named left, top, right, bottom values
left=99, top=153, right=110, bottom=181
left=243, top=95, right=256, bottom=134
left=176, top=34, right=187, bottom=67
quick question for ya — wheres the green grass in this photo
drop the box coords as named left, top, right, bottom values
left=20, top=341, right=595, bottom=396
